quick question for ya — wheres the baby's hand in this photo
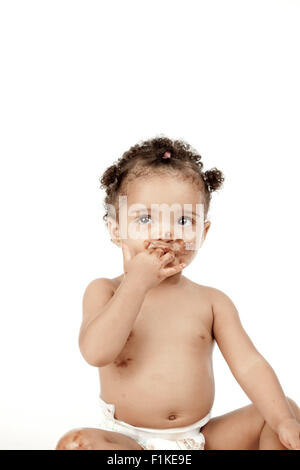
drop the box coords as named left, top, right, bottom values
left=277, top=417, right=300, bottom=450
left=121, top=241, right=186, bottom=290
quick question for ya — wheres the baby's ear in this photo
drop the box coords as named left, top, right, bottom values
left=204, top=220, right=211, bottom=236
left=199, top=220, right=211, bottom=247
left=107, top=216, right=120, bottom=246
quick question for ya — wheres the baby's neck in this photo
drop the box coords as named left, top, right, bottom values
left=160, top=272, right=183, bottom=286
left=120, top=272, right=184, bottom=289
left=148, top=272, right=185, bottom=292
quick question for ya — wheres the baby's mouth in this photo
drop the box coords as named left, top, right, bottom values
left=147, top=239, right=193, bottom=254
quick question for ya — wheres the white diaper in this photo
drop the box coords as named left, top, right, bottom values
left=97, top=395, right=211, bottom=450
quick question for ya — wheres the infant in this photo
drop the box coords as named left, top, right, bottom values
left=56, top=136, right=300, bottom=451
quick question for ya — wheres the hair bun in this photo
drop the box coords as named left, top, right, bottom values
left=99, top=164, right=119, bottom=190
left=203, top=168, right=225, bottom=192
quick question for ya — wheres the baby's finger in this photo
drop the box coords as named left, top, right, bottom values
left=160, top=251, right=176, bottom=266
left=144, top=240, right=151, bottom=249
left=152, top=247, right=165, bottom=258
left=280, top=435, right=293, bottom=450
left=161, top=262, right=186, bottom=278
left=279, top=434, right=289, bottom=448
left=290, top=436, right=300, bottom=450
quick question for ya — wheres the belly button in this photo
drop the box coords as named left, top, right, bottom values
left=168, top=414, right=177, bottom=420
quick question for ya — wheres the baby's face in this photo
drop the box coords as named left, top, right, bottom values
left=109, top=175, right=211, bottom=268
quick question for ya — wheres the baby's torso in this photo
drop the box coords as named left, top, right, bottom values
left=98, top=275, right=215, bottom=429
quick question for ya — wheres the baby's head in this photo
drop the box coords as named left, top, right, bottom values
left=99, top=135, right=224, bottom=269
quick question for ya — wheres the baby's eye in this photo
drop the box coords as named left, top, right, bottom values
left=178, top=216, right=193, bottom=226
left=137, top=215, right=152, bottom=224
left=136, top=215, right=194, bottom=226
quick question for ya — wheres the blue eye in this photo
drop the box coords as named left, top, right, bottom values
left=178, top=216, right=193, bottom=226
left=136, top=215, right=194, bottom=225
left=137, top=215, right=152, bottom=224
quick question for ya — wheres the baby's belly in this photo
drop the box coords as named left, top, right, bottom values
left=99, top=346, right=215, bottom=429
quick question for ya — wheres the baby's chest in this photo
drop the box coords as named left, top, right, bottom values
left=138, top=290, right=212, bottom=333
left=115, top=296, right=213, bottom=364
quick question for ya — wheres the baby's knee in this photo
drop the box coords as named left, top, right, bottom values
left=55, top=428, right=93, bottom=450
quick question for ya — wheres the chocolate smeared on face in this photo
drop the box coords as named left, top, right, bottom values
left=146, top=239, right=195, bottom=255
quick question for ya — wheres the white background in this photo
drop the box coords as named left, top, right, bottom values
left=0, top=0, right=299, bottom=450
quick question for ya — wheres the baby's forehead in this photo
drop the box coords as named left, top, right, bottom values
left=125, top=176, right=203, bottom=205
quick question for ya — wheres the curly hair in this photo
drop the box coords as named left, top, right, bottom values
left=99, top=135, right=225, bottom=224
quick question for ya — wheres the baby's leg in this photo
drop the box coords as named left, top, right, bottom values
left=201, top=403, right=264, bottom=450
left=201, top=397, right=300, bottom=450
left=55, top=427, right=144, bottom=450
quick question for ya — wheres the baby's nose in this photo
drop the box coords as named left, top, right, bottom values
left=159, top=231, right=172, bottom=241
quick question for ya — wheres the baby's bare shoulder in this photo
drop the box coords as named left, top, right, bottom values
left=84, top=276, right=115, bottom=293
left=196, top=285, right=239, bottom=320
left=184, top=277, right=219, bottom=296
left=82, top=277, right=115, bottom=306
left=186, top=279, right=231, bottom=305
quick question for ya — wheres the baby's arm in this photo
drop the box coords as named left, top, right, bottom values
left=79, top=242, right=180, bottom=368
left=211, top=288, right=297, bottom=434
left=79, top=276, right=148, bottom=367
